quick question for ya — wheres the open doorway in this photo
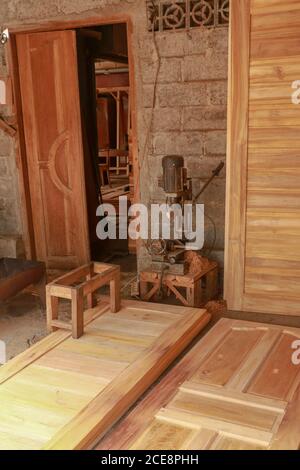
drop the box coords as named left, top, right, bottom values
left=76, top=23, right=136, bottom=268
left=13, top=19, right=138, bottom=281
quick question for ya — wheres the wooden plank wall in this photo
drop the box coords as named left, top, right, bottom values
left=225, top=0, right=300, bottom=315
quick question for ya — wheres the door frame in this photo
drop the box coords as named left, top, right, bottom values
left=6, top=15, right=139, bottom=261
left=224, top=0, right=250, bottom=311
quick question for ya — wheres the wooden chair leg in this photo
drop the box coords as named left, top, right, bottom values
left=71, top=287, right=84, bottom=339
left=110, top=270, right=121, bottom=313
left=46, top=286, right=59, bottom=333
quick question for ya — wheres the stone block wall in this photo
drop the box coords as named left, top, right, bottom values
left=0, top=0, right=228, bottom=270
left=138, top=27, right=228, bottom=268
left=0, top=42, right=22, bottom=244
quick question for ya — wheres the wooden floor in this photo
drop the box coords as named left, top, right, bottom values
left=0, top=299, right=210, bottom=450
left=97, top=318, right=300, bottom=450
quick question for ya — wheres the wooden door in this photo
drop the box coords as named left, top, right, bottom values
left=225, top=1, right=300, bottom=315
left=98, top=319, right=300, bottom=450
left=16, top=31, right=90, bottom=269
left=0, top=299, right=210, bottom=450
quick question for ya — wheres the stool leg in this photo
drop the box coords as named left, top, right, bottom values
left=198, top=279, right=203, bottom=306
left=187, top=283, right=202, bottom=308
left=110, top=270, right=121, bottom=313
left=186, top=286, right=197, bottom=307
left=206, top=269, right=218, bottom=302
left=86, top=271, right=96, bottom=309
left=46, top=285, right=59, bottom=333
left=71, top=287, right=84, bottom=339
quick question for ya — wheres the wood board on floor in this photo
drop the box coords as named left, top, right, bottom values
left=0, top=299, right=210, bottom=450
left=97, top=318, right=300, bottom=450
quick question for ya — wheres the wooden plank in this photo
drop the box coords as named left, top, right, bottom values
left=0, top=300, right=110, bottom=385
left=251, top=0, right=300, bottom=15
left=226, top=328, right=281, bottom=391
left=181, top=382, right=286, bottom=413
left=191, top=327, right=264, bottom=386
left=97, top=319, right=300, bottom=450
left=0, top=330, right=70, bottom=385
left=156, top=403, right=275, bottom=444
left=130, top=419, right=195, bottom=451
left=225, top=0, right=300, bottom=316
left=50, top=264, right=91, bottom=286
left=0, top=300, right=210, bottom=450
left=248, top=333, right=300, bottom=401
left=270, top=383, right=300, bottom=450
left=48, top=284, right=72, bottom=300
left=224, top=0, right=251, bottom=310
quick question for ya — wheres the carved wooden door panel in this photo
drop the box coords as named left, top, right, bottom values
left=17, top=31, right=90, bottom=268
left=99, top=319, right=300, bottom=450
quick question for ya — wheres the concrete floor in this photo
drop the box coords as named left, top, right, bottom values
left=1, top=253, right=300, bottom=362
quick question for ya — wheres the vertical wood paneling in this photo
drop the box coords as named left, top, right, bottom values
left=224, top=0, right=251, bottom=310
left=225, top=0, right=300, bottom=316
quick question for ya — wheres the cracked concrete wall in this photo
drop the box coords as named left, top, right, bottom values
left=0, top=0, right=228, bottom=267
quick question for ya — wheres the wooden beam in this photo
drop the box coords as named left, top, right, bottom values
left=224, top=0, right=251, bottom=310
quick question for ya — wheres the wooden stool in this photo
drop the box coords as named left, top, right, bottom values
left=140, top=263, right=218, bottom=308
left=46, top=262, right=120, bottom=339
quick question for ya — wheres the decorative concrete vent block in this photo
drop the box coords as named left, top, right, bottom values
left=147, top=0, right=230, bottom=32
